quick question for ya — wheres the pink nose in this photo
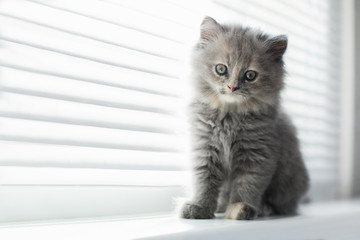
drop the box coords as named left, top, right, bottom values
left=227, top=84, right=238, bottom=92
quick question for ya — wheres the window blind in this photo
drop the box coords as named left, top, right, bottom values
left=0, top=0, right=341, bottom=222
left=0, top=0, right=195, bottom=222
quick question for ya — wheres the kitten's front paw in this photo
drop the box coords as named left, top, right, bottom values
left=226, top=202, right=257, bottom=220
left=258, top=204, right=275, bottom=217
left=180, top=203, right=215, bottom=219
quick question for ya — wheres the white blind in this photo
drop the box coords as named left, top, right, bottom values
left=0, top=0, right=341, bottom=222
left=0, top=0, right=195, bottom=222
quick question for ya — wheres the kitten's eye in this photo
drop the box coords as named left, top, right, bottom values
left=244, top=70, right=257, bottom=81
left=215, top=64, right=228, bottom=76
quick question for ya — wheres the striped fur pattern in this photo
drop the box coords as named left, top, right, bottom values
left=180, top=17, right=309, bottom=220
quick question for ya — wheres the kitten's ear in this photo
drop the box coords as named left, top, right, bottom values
left=200, top=16, right=223, bottom=42
left=265, top=35, right=288, bottom=60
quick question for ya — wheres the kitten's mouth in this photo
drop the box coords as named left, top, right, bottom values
left=220, top=89, right=236, bottom=95
left=218, top=90, right=248, bottom=103
left=222, top=90, right=245, bottom=96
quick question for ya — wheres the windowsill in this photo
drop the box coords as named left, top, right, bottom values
left=1, top=200, right=360, bottom=240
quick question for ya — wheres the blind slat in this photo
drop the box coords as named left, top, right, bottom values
left=0, top=117, right=183, bottom=152
left=105, top=0, right=200, bottom=29
left=215, top=0, right=338, bottom=48
left=0, top=141, right=187, bottom=170
left=0, top=13, right=182, bottom=76
left=0, top=64, right=182, bottom=98
left=0, top=0, right=186, bottom=59
left=0, top=34, right=179, bottom=79
left=243, top=0, right=332, bottom=38
left=0, top=63, right=182, bottom=115
left=0, top=167, right=189, bottom=186
left=29, top=0, right=192, bottom=43
left=0, top=92, right=182, bottom=134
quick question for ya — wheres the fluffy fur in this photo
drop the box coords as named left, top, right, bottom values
left=180, top=17, right=309, bottom=220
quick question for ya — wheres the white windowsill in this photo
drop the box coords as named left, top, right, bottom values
left=1, top=200, right=360, bottom=240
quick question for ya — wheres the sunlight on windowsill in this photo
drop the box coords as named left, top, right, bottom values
left=1, top=200, right=360, bottom=240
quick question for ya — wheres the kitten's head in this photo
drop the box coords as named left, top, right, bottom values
left=192, top=16, right=287, bottom=112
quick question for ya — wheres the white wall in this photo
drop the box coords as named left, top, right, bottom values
left=353, top=0, right=360, bottom=196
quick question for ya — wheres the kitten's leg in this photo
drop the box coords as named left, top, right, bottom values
left=216, top=180, right=230, bottom=213
left=180, top=147, right=225, bottom=219
left=226, top=170, right=274, bottom=220
left=264, top=163, right=309, bottom=216
left=263, top=192, right=299, bottom=216
left=268, top=116, right=309, bottom=216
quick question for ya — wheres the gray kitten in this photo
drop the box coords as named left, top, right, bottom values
left=180, top=17, right=309, bottom=220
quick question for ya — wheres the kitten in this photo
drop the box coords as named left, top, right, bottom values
left=180, top=17, right=309, bottom=220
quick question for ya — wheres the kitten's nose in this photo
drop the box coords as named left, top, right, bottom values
left=227, top=84, right=239, bottom=92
